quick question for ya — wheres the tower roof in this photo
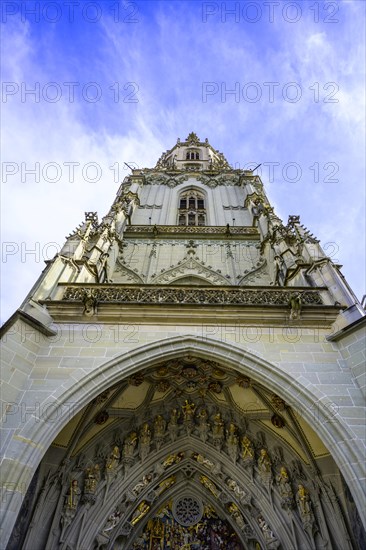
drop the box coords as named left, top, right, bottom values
left=154, top=132, right=231, bottom=171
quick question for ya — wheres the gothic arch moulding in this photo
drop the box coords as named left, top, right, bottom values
left=3, top=335, right=363, bottom=548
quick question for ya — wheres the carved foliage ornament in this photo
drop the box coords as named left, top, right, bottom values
left=64, top=286, right=323, bottom=307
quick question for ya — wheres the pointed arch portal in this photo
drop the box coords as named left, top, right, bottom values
left=6, top=336, right=365, bottom=549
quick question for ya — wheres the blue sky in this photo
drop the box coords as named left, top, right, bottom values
left=1, top=0, right=365, bottom=323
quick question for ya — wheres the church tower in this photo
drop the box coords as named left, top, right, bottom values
left=1, top=133, right=365, bottom=549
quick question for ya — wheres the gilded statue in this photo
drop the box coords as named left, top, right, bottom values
left=241, top=436, right=254, bottom=461
left=84, top=464, right=100, bottom=495
left=192, top=452, right=214, bottom=470
left=182, top=400, right=196, bottom=421
left=130, top=501, right=150, bottom=526
left=61, top=479, right=81, bottom=531
left=296, top=484, right=312, bottom=516
left=162, top=452, right=184, bottom=468
left=106, top=446, right=120, bottom=471
left=155, top=476, right=176, bottom=496
left=200, top=475, right=220, bottom=498
left=65, top=479, right=80, bottom=511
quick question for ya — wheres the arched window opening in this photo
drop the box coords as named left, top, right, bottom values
left=185, top=150, right=200, bottom=161
left=177, top=190, right=206, bottom=226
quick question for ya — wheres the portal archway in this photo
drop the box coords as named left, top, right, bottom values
left=6, top=335, right=365, bottom=549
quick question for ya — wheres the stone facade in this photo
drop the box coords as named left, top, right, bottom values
left=1, top=133, right=365, bottom=549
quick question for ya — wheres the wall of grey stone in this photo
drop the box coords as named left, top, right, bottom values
left=336, top=327, right=366, bottom=398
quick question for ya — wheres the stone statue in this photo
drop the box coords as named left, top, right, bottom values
left=154, top=414, right=166, bottom=450
left=131, top=474, right=153, bottom=498
left=258, top=449, right=271, bottom=473
left=167, top=408, right=180, bottom=442
left=226, top=479, right=248, bottom=503
left=277, top=467, right=294, bottom=509
left=228, top=502, right=246, bottom=530
left=258, top=449, right=272, bottom=485
left=102, top=509, right=122, bottom=535
left=61, top=479, right=81, bottom=531
left=106, top=446, right=120, bottom=472
left=182, top=400, right=195, bottom=435
left=139, top=422, right=151, bottom=461
left=289, top=292, right=302, bottom=320
left=296, top=484, right=315, bottom=531
left=123, top=432, right=138, bottom=463
left=226, top=423, right=239, bottom=463
left=258, top=515, right=280, bottom=549
left=212, top=412, right=225, bottom=449
left=197, top=408, right=210, bottom=442
left=130, top=501, right=150, bottom=526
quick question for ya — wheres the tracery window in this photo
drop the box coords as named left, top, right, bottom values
left=178, top=190, right=206, bottom=226
left=185, top=150, right=200, bottom=160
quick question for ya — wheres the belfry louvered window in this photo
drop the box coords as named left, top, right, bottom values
left=178, top=191, right=206, bottom=226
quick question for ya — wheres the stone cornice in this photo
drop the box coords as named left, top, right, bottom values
left=61, top=284, right=324, bottom=306
left=124, top=225, right=259, bottom=238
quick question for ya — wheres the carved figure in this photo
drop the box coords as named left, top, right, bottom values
left=123, top=432, right=138, bottom=460
left=167, top=408, right=180, bottom=442
left=182, top=400, right=195, bottom=421
left=277, top=467, right=294, bottom=509
left=289, top=292, right=302, bottom=320
left=296, top=484, right=312, bottom=516
left=65, top=479, right=80, bottom=511
left=162, top=452, right=184, bottom=469
left=241, top=436, right=254, bottom=461
left=155, top=476, right=176, bottom=496
left=212, top=412, right=225, bottom=449
left=200, top=475, right=220, bottom=498
left=131, top=474, right=153, bottom=497
left=258, top=516, right=280, bottom=549
left=82, top=289, right=98, bottom=316
left=192, top=452, right=214, bottom=470
left=169, top=408, right=180, bottom=425
left=227, top=423, right=239, bottom=463
left=84, top=464, right=100, bottom=495
left=106, top=446, right=120, bottom=473
left=228, top=502, right=245, bottom=530
left=130, top=501, right=150, bottom=526
left=258, top=449, right=271, bottom=473
left=227, top=479, right=247, bottom=502
left=139, top=422, right=151, bottom=461
left=102, top=510, right=122, bottom=534
left=154, top=415, right=166, bottom=438
left=197, top=408, right=210, bottom=442
left=61, top=479, right=81, bottom=531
